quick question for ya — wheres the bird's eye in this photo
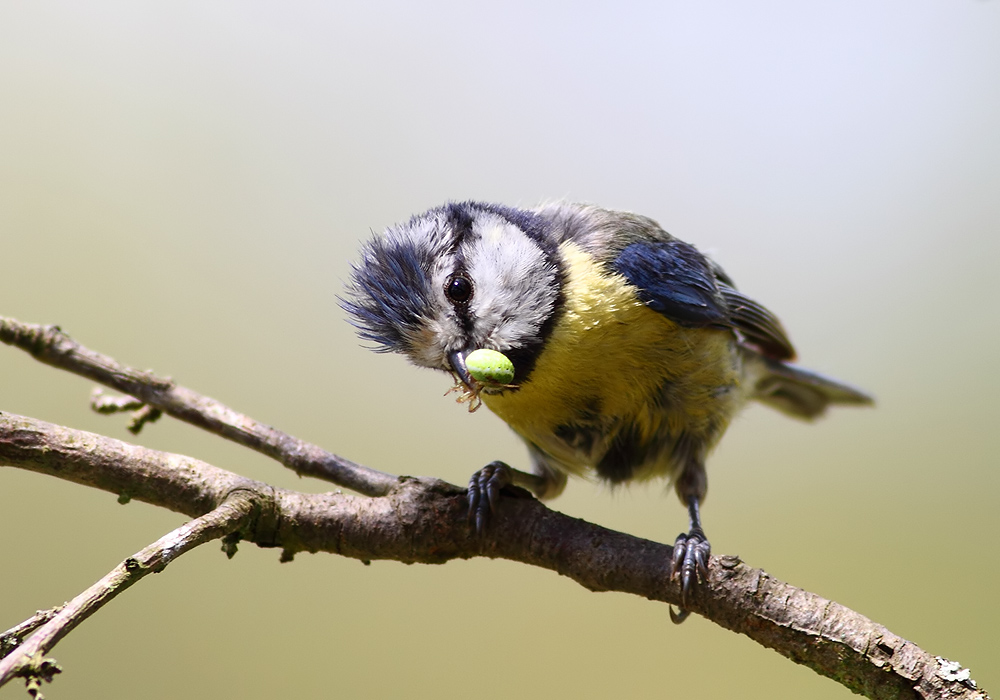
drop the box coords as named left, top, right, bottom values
left=445, top=275, right=473, bottom=304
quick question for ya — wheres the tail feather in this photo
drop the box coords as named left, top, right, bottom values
left=753, top=359, right=873, bottom=420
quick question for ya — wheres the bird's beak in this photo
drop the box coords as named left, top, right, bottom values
left=448, top=349, right=477, bottom=392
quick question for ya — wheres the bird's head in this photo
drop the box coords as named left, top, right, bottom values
left=342, top=202, right=564, bottom=392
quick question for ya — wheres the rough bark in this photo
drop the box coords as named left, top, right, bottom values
left=0, top=412, right=987, bottom=700
left=0, top=316, right=989, bottom=699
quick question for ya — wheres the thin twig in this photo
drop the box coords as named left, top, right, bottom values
left=0, top=609, right=64, bottom=660
left=89, top=388, right=145, bottom=414
left=89, top=389, right=162, bottom=433
left=0, top=411, right=987, bottom=700
left=0, top=316, right=398, bottom=496
left=0, top=491, right=260, bottom=692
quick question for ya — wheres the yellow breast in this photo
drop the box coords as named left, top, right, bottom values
left=482, top=241, right=744, bottom=478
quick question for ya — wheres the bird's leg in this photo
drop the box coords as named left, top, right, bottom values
left=467, top=460, right=560, bottom=535
left=669, top=495, right=711, bottom=623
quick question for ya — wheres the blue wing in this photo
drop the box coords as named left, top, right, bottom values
left=613, top=240, right=728, bottom=327
left=612, top=240, right=796, bottom=360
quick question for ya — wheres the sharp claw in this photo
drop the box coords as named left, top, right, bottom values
left=466, top=462, right=513, bottom=536
left=671, top=527, right=711, bottom=616
left=467, top=475, right=481, bottom=525
left=696, top=549, right=710, bottom=580
left=487, top=475, right=500, bottom=513
left=671, top=534, right=686, bottom=577
left=669, top=606, right=690, bottom=625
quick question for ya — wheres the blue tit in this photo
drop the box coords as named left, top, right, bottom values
left=343, top=201, right=872, bottom=608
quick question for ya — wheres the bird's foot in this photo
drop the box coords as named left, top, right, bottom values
left=467, top=461, right=514, bottom=535
left=669, top=527, right=711, bottom=624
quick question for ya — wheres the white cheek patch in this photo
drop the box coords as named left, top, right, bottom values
left=465, top=217, right=559, bottom=350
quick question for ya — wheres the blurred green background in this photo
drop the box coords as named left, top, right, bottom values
left=1, top=2, right=997, bottom=698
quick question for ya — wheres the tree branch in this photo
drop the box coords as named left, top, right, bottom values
left=0, top=490, right=260, bottom=697
left=0, top=411, right=987, bottom=700
left=0, top=316, right=397, bottom=496
left=1, top=610, right=63, bottom=660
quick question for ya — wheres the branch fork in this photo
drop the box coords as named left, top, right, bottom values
left=0, top=316, right=989, bottom=700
